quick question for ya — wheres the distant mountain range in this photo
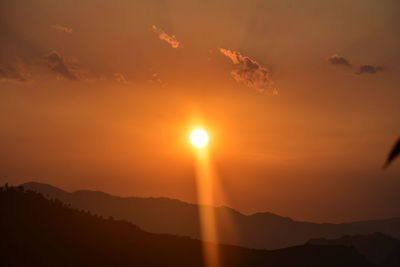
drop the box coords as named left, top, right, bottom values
left=0, top=185, right=377, bottom=267
left=309, top=232, right=400, bottom=267
left=21, top=182, right=400, bottom=250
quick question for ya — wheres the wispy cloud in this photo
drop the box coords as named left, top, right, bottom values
left=356, top=65, right=384, bottom=75
left=114, top=73, right=129, bottom=84
left=152, top=25, right=180, bottom=49
left=51, top=24, right=73, bottom=34
left=0, top=64, right=30, bottom=83
left=148, top=72, right=166, bottom=87
left=328, top=55, right=352, bottom=67
left=219, top=48, right=276, bottom=93
left=45, top=51, right=78, bottom=80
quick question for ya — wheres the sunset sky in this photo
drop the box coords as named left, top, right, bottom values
left=1, top=0, right=399, bottom=223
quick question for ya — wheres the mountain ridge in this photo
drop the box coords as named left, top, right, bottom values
left=24, top=181, right=391, bottom=223
left=21, top=181, right=400, bottom=249
left=1, top=185, right=377, bottom=267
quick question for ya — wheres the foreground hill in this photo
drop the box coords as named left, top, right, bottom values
left=0, top=185, right=376, bottom=267
left=308, top=232, right=400, bottom=267
left=23, top=182, right=400, bottom=249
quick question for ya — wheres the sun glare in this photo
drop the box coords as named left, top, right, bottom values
left=190, top=129, right=209, bottom=148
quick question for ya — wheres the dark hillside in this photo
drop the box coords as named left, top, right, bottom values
left=0, top=185, right=376, bottom=267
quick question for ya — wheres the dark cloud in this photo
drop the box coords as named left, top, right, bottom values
left=328, top=55, right=384, bottom=75
left=220, top=48, right=276, bottom=93
left=328, top=55, right=352, bottom=67
left=356, top=65, right=384, bottom=75
left=0, top=65, right=29, bottom=83
left=46, top=51, right=78, bottom=80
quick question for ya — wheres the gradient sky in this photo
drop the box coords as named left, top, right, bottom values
left=1, top=0, right=399, bottom=223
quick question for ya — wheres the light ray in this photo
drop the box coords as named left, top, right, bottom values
left=191, top=129, right=220, bottom=267
left=194, top=147, right=219, bottom=267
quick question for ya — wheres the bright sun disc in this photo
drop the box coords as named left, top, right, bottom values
left=190, top=129, right=209, bottom=148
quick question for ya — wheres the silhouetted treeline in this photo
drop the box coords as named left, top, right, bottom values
left=0, top=185, right=377, bottom=267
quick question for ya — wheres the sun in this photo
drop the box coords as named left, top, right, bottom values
left=190, top=128, right=209, bottom=148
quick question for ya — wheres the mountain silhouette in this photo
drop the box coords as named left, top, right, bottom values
left=0, top=185, right=377, bottom=267
left=308, top=232, right=400, bottom=267
left=22, top=182, right=400, bottom=250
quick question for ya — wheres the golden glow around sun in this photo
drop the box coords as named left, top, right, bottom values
left=190, top=128, right=209, bottom=148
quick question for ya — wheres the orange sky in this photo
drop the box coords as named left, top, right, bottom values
left=1, top=0, right=399, bottom=223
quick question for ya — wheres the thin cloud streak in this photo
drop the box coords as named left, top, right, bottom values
left=114, top=73, right=129, bottom=84
left=51, top=24, right=73, bottom=34
left=152, top=25, right=181, bottom=49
